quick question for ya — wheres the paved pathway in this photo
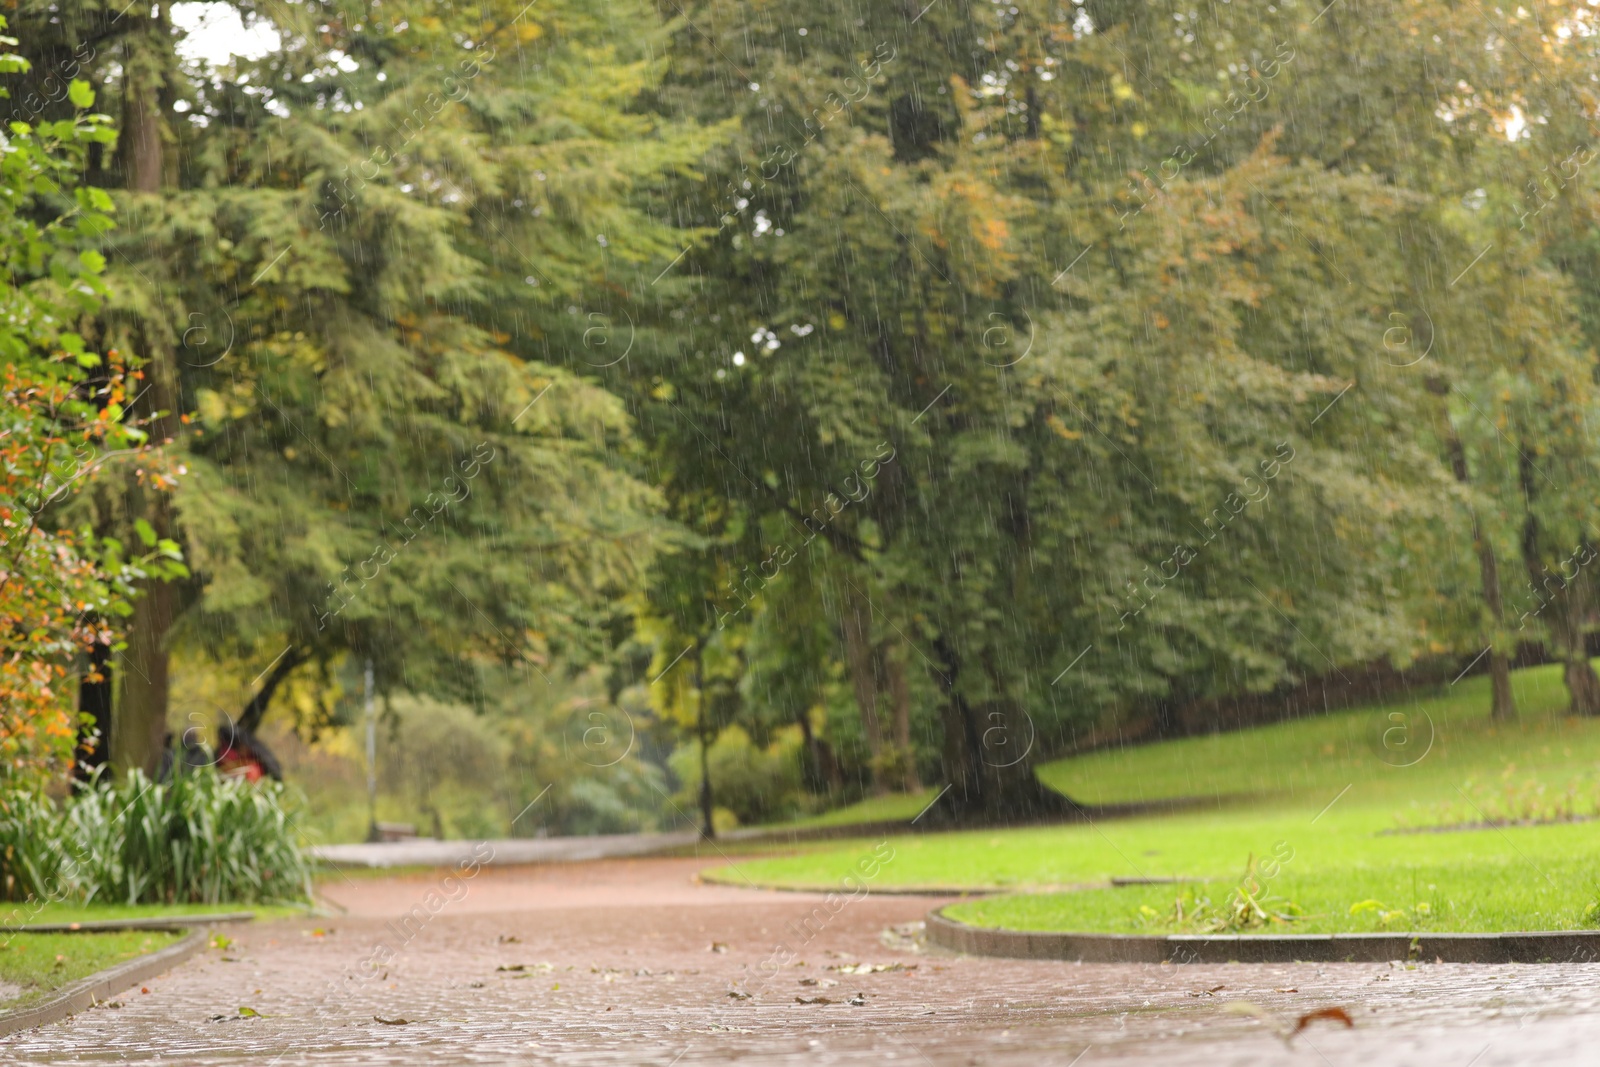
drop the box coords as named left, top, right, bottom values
left=310, top=830, right=705, bottom=869
left=5, top=856, right=1598, bottom=1064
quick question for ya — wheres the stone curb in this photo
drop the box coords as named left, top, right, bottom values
left=0, top=927, right=209, bottom=1038
left=1, top=913, right=255, bottom=934
left=925, top=907, right=1600, bottom=964
left=702, top=879, right=1000, bottom=897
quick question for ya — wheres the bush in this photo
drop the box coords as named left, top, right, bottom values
left=0, top=789, right=69, bottom=903
left=0, top=769, right=311, bottom=906
left=669, top=725, right=804, bottom=826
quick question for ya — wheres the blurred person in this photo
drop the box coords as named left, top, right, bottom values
left=215, top=717, right=283, bottom=782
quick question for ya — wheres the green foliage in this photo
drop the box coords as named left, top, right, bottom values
left=668, top=724, right=805, bottom=827
left=0, top=770, right=310, bottom=906
left=1145, top=858, right=1306, bottom=934
left=0, top=16, right=179, bottom=786
left=611, top=0, right=1600, bottom=812
left=10, top=0, right=1600, bottom=823
left=289, top=669, right=673, bottom=842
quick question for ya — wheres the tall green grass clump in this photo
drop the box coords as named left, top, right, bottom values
left=1, top=770, right=310, bottom=906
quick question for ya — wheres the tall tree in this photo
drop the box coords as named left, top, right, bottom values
left=0, top=26, right=182, bottom=788
left=5, top=0, right=713, bottom=771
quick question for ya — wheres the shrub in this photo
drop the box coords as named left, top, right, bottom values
left=0, top=789, right=70, bottom=903
left=0, top=769, right=311, bottom=906
left=669, top=725, right=805, bottom=826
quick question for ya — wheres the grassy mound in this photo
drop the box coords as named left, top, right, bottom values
left=702, top=663, right=1600, bottom=935
left=1034, top=663, right=1599, bottom=809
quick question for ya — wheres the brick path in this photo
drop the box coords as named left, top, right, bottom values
left=5, top=856, right=1598, bottom=1065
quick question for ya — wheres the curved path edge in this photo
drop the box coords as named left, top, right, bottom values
left=925, top=906, right=1600, bottom=964
left=1, top=913, right=255, bottom=934
left=0, top=927, right=208, bottom=1038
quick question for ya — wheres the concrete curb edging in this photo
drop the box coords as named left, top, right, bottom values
left=0, top=927, right=209, bottom=1039
left=1, top=913, right=255, bottom=934
left=925, top=907, right=1600, bottom=964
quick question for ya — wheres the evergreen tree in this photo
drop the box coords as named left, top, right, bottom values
left=4, top=0, right=711, bottom=772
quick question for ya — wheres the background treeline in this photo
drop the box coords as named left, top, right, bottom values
left=7, top=0, right=1600, bottom=832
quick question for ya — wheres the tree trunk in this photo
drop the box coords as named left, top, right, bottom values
left=122, top=29, right=165, bottom=195
left=1487, top=647, right=1517, bottom=720
left=237, top=647, right=306, bottom=734
left=795, top=706, right=839, bottom=797
left=921, top=636, right=1079, bottom=826
left=884, top=644, right=920, bottom=791
left=840, top=583, right=886, bottom=793
left=72, top=630, right=112, bottom=788
left=697, top=732, right=715, bottom=839
left=1516, top=447, right=1600, bottom=716
left=695, top=646, right=715, bottom=838
left=1446, top=432, right=1517, bottom=720
left=110, top=25, right=182, bottom=778
left=113, top=576, right=174, bottom=777
left=1550, top=573, right=1600, bottom=716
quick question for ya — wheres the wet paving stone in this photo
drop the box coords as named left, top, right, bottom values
left=4, top=858, right=1596, bottom=1065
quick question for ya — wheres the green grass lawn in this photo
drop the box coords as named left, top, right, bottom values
left=773, top=789, right=937, bottom=829
left=0, top=930, right=183, bottom=1008
left=944, top=852, right=1600, bottom=935
left=1, top=901, right=306, bottom=928
left=1035, top=662, right=1599, bottom=808
left=702, top=662, right=1600, bottom=934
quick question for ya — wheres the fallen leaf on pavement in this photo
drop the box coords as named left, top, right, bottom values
left=726, top=991, right=752, bottom=1000
left=237, top=1007, right=260, bottom=1018
left=829, top=962, right=915, bottom=975
left=795, top=996, right=835, bottom=1005
left=374, top=1016, right=410, bottom=1026
left=1292, top=1007, right=1354, bottom=1036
